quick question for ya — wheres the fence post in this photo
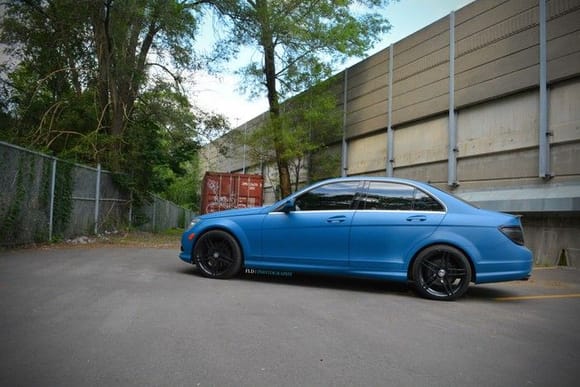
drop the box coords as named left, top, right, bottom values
left=48, top=158, right=57, bottom=240
left=94, top=163, right=101, bottom=234
left=152, top=197, right=156, bottom=232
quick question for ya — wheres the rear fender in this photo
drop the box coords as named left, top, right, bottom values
left=406, top=230, right=481, bottom=282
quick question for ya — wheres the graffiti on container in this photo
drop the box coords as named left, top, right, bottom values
left=206, top=179, right=220, bottom=195
left=205, top=195, right=247, bottom=213
left=201, top=174, right=263, bottom=214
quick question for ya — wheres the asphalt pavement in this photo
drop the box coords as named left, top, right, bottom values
left=1, top=246, right=579, bottom=386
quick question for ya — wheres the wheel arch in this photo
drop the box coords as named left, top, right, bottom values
left=407, top=242, right=476, bottom=283
left=191, top=223, right=249, bottom=266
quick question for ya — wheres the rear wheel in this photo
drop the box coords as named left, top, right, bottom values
left=193, top=230, right=242, bottom=279
left=412, top=245, right=472, bottom=301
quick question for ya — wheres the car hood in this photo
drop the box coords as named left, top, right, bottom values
left=200, top=206, right=269, bottom=220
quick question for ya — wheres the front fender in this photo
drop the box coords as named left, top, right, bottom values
left=192, top=217, right=262, bottom=263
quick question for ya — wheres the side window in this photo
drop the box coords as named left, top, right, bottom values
left=362, top=182, right=414, bottom=210
left=361, top=182, right=444, bottom=211
left=295, top=181, right=360, bottom=211
left=414, top=189, right=444, bottom=211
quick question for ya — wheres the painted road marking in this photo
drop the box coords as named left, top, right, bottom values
left=495, top=293, right=580, bottom=301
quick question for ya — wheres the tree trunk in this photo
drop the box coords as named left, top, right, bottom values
left=257, top=0, right=292, bottom=198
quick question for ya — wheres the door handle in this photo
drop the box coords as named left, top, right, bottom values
left=406, top=215, right=427, bottom=222
left=327, top=215, right=347, bottom=223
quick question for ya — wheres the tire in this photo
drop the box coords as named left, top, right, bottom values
left=193, top=230, right=242, bottom=279
left=412, top=245, right=472, bottom=301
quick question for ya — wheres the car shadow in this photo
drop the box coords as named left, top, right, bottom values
left=463, top=285, right=521, bottom=301
left=177, top=265, right=523, bottom=302
left=243, top=271, right=414, bottom=296
left=178, top=265, right=417, bottom=298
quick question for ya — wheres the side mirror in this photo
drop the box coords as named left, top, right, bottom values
left=281, top=199, right=296, bottom=213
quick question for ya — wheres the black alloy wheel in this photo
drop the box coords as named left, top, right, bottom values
left=193, top=230, right=242, bottom=279
left=412, top=245, right=472, bottom=301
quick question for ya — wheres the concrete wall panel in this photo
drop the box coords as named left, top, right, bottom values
left=455, top=64, right=539, bottom=108
left=458, top=148, right=539, bottom=182
left=455, top=0, right=536, bottom=42
left=347, top=87, right=387, bottom=116
left=347, top=101, right=387, bottom=128
left=455, top=0, right=505, bottom=27
left=394, top=17, right=449, bottom=64
left=552, top=142, right=580, bottom=176
left=548, top=5, right=580, bottom=39
left=456, top=44, right=539, bottom=93
left=548, top=51, right=580, bottom=83
left=394, top=62, right=449, bottom=102
left=348, top=77, right=387, bottom=102
left=393, top=93, right=449, bottom=127
left=394, top=35, right=449, bottom=76
left=549, top=79, right=580, bottom=144
left=455, top=27, right=538, bottom=75
left=393, top=116, right=448, bottom=168
left=346, top=133, right=387, bottom=175
left=393, top=76, right=449, bottom=112
left=394, top=162, right=448, bottom=184
left=457, top=91, right=539, bottom=157
left=346, top=114, right=388, bottom=139
left=347, top=49, right=388, bottom=83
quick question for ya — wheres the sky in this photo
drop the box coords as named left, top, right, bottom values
left=190, top=0, right=475, bottom=127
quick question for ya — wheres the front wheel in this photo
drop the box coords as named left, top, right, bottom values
left=412, top=245, right=472, bottom=301
left=193, top=230, right=242, bottom=279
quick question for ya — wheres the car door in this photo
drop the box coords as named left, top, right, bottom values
left=261, top=181, right=362, bottom=270
left=349, top=181, right=445, bottom=274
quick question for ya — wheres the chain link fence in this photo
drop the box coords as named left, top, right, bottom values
left=0, top=141, right=194, bottom=246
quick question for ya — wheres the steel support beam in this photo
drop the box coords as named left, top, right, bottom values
left=387, top=44, right=394, bottom=177
left=341, top=69, right=349, bottom=177
left=48, top=158, right=57, bottom=241
left=94, top=163, right=101, bottom=234
left=448, top=11, right=458, bottom=187
left=539, top=0, right=551, bottom=179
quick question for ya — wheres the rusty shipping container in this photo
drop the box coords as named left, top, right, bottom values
left=200, top=172, right=264, bottom=214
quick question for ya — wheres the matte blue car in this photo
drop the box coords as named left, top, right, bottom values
left=180, top=177, right=532, bottom=300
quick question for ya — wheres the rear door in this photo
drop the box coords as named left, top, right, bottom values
left=349, top=181, right=445, bottom=274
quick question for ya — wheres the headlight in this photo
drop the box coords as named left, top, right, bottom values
left=188, top=217, right=202, bottom=229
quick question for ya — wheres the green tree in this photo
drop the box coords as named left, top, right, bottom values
left=0, top=0, right=229, bottom=203
left=214, top=0, right=392, bottom=197
left=246, top=80, right=342, bottom=197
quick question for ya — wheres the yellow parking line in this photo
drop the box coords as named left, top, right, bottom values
left=495, top=293, right=580, bottom=301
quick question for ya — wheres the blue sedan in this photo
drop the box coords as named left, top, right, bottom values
left=180, top=177, right=532, bottom=300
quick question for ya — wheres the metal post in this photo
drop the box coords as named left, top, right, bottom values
left=242, top=123, right=247, bottom=174
left=387, top=44, right=394, bottom=177
left=448, top=11, right=458, bottom=187
left=341, top=69, right=349, bottom=177
left=128, top=190, right=133, bottom=226
left=539, top=0, right=551, bottom=179
left=48, top=158, right=57, bottom=240
left=94, top=163, right=101, bottom=234
left=152, top=198, right=156, bottom=232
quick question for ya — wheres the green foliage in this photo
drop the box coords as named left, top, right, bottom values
left=52, top=161, right=74, bottom=239
left=213, top=0, right=392, bottom=196
left=246, top=81, right=343, bottom=193
left=216, top=0, right=392, bottom=100
left=0, top=154, right=28, bottom=242
left=0, top=0, right=223, bottom=204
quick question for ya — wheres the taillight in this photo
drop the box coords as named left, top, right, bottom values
left=499, top=226, right=525, bottom=245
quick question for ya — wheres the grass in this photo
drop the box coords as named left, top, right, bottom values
left=0, top=229, right=184, bottom=252
left=91, top=228, right=184, bottom=248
